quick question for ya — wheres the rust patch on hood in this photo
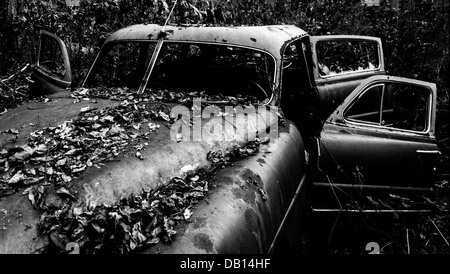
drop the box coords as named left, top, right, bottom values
left=193, top=233, right=214, bottom=253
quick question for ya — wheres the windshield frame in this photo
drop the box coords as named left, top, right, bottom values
left=83, top=40, right=278, bottom=105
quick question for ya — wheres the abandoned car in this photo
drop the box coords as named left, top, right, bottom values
left=0, top=24, right=440, bottom=254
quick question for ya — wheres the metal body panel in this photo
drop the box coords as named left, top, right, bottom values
left=319, top=123, right=439, bottom=187
left=140, top=122, right=306, bottom=254
left=319, top=75, right=439, bottom=189
left=105, top=24, right=308, bottom=59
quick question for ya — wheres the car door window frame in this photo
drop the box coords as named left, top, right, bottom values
left=310, top=35, right=385, bottom=83
left=36, top=30, right=72, bottom=83
left=341, top=80, right=434, bottom=135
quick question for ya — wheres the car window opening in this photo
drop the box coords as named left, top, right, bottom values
left=85, top=41, right=275, bottom=104
left=344, top=82, right=430, bottom=132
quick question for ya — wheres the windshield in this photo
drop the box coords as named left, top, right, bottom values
left=85, top=41, right=275, bottom=102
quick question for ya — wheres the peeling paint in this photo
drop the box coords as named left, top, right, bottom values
left=256, top=158, right=266, bottom=166
left=231, top=184, right=256, bottom=205
left=193, top=233, right=214, bottom=253
left=244, top=208, right=258, bottom=233
left=192, top=216, right=208, bottom=229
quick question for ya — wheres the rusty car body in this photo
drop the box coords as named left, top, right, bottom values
left=0, top=24, right=440, bottom=254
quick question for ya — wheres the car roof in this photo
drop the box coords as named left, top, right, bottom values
left=105, top=24, right=308, bottom=58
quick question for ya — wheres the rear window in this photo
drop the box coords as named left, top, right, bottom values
left=316, top=39, right=380, bottom=77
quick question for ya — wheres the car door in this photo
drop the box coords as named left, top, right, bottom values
left=309, top=35, right=386, bottom=122
left=30, top=30, right=72, bottom=97
left=318, top=75, right=440, bottom=191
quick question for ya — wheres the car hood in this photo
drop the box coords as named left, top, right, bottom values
left=0, top=90, right=278, bottom=253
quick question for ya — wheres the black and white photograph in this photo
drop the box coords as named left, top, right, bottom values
left=0, top=0, right=448, bottom=270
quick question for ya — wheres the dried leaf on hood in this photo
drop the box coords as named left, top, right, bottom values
left=135, top=151, right=145, bottom=160
left=132, top=223, right=147, bottom=244
left=148, top=122, right=160, bottom=131
left=91, top=222, right=105, bottom=234
left=71, top=165, right=86, bottom=173
left=25, top=185, right=45, bottom=208
left=56, top=157, right=67, bottom=166
left=8, top=170, right=26, bottom=184
left=151, top=226, right=161, bottom=238
left=56, top=187, right=77, bottom=200
left=4, top=128, right=19, bottom=134
left=32, top=156, right=54, bottom=162
left=65, top=148, right=81, bottom=156
left=132, top=123, right=141, bottom=130
left=10, top=145, right=35, bottom=161
left=35, top=143, right=48, bottom=153
left=80, top=106, right=91, bottom=113
left=180, top=164, right=199, bottom=175
left=175, top=133, right=182, bottom=142
left=24, top=176, right=44, bottom=185
left=46, top=166, right=54, bottom=175
left=49, top=231, right=69, bottom=250
left=73, top=206, right=83, bottom=216
left=183, top=208, right=193, bottom=220
left=158, top=111, right=170, bottom=122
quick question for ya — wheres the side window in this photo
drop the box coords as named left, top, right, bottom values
left=345, top=84, right=382, bottom=124
left=39, top=35, right=66, bottom=79
left=316, top=40, right=379, bottom=77
left=344, top=82, right=430, bottom=132
left=386, top=83, right=429, bottom=132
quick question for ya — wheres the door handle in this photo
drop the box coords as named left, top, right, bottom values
left=416, top=150, right=441, bottom=155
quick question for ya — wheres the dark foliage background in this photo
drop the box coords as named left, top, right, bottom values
left=0, top=0, right=448, bottom=254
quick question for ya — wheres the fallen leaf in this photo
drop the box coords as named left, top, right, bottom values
left=46, top=166, right=54, bottom=175
left=180, top=164, right=199, bottom=175
left=91, top=222, right=104, bottom=234
left=56, top=187, right=77, bottom=200
left=24, top=176, right=44, bottom=185
left=80, top=106, right=90, bottom=113
left=135, top=151, right=145, bottom=160
left=148, top=123, right=160, bottom=131
left=73, top=206, right=83, bottom=216
left=7, top=128, right=19, bottom=134
left=8, top=171, right=26, bottom=184
left=35, top=144, right=48, bottom=154
left=183, top=208, right=193, bottom=220
left=159, top=111, right=170, bottom=121
left=10, top=145, right=35, bottom=161
left=175, top=133, right=182, bottom=142
left=56, top=158, right=67, bottom=166
left=65, top=148, right=80, bottom=156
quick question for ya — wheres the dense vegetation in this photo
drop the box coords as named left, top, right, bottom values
left=0, top=0, right=448, bottom=254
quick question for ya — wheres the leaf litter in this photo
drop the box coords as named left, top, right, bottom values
left=0, top=86, right=268, bottom=253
